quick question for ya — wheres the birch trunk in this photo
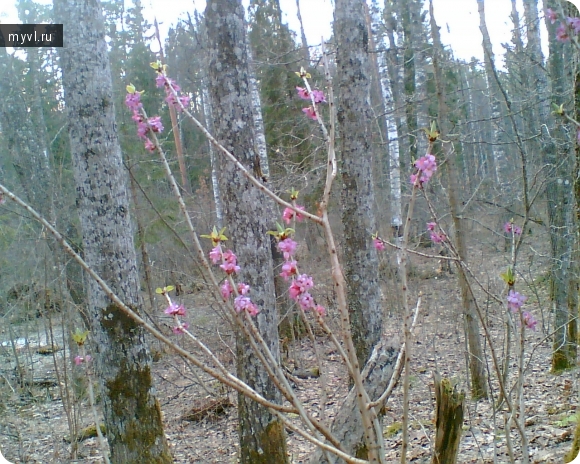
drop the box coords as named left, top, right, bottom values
left=54, top=1, right=171, bottom=462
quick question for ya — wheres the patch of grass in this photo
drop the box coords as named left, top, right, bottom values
left=385, top=421, right=402, bottom=437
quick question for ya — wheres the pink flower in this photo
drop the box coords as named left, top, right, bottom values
left=280, top=260, right=298, bottom=280
left=298, top=292, right=314, bottom=310
left=296, top=86, right=310, bottom=100
left=295, top=274, right=314, bottom=292
left=178, top=95, right=190, bottom=110
left=430, top=232, right=445, bottom=244
left=148, top=116, right=164, bottom=133
left=125, top=92, right=142, bottom=110
left=172, top=321, right=189, bottom=334
left=314, top=305, right=326, bottom=316
left=220, top=261, right=240, bottom=275
left=245, top=302, right=260, bottom=317
left=507, top=290, right=527, bottom=312
left=556, top=24, right=570, bottom=42
left=237, top=283, right=250, bottom=295
left=312, top=89, right=326, bottom=103
left=427, top=222, right=436, bottom=231
left=234, top=295, right=260, bottom=316
left=289, top=282, right=301, bottom=300
left=282, top=206, right=305, bottom=225
left=221, top=280, right=233, bottom=300
left=302, top=106, right=318, bottom=121
left=165, top=303, right=186, bottom=316
left=373, top=238, right=385, bottom=251
left=137, top=121, right=149, bottom=139
left=155, top=74, right=167, bottom=88
left=412, top=154, right=437, bottom=184
left=278, top=238, right=298, bottom=259
left=546, top=8, right=558, bottom=24
left=209, top=246, right=222, bottom=264
left=522, top=311, right=537, bottom=331
left=222, top=250, right=237, bottom=263
left=144, top=138, right=155, bottom=152
left=415, top=154, right=436, bottom=171
left=504, top=222, right=522, bottom=236
left=74, top=355, right=92, bottom=365
left=567, top=16, right=580, bottom=34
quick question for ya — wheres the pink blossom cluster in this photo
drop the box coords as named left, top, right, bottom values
left=522, top=311, right=537, bottom=331
left=125, top=91, right=164, bottom=152
left=155, top=74, right=191, bottom=111
left=209, top=244, right=260, bottom=317
left=410, top=154, right=437, bottom=186
left=427, top=222, right=446, bottom=244
left=282, top=205, right=305, bottom=225
left=507, top=290, right=527, bottom=311
left=277, top=234, right=325, bottom=316
left=507, top=291, right=536, bottom=330
left=164, top=301, right=189, bottom=334
left=504, top=222, right=522, bottom=236
left=546, top=8, right=580, bottom=42
left=74, top=355, right=92, bottom=366
left=296, top=86, right=326, bottom=121
left=373, top=237, right=385, bottom=251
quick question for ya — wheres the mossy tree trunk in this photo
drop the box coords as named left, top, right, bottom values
left=54, top=0, right=171, bottom=462
left=431, top=373, right=464, bottom=464
left=205, top=1, right=288, bottom=462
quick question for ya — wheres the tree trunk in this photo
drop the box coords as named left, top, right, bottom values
left=54, top=1, right=171, bottom=462
left=431, top=372, right=464, bottom=464
left=308, top=339, right=398, bottom=464
left=544, top=0, right=578, bottom=372
left=205, top=1, right=288, bottom=462
left=335, top=0, right=383, bottom=368
left=430, top=0, right=488, bottom=399
left=477, top=0, right=506, bottom=189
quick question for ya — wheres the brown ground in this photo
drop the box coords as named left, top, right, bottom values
left=0, top=228, right=577, bottom=463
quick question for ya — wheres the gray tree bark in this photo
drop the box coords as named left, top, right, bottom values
left=205, top=1, right=288, bottom=462
left=335, top=0, right=383, bottom=368
left=477, top=0, right=506, bottom=188
left=53, top=0, right=171, bottom=462
left=430, top=0, right=488, bottom=399
left=308, top=339, right=398, bottom=463
left=544, top=0, right=578, bottom=371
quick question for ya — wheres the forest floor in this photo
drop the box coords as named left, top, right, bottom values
left=0, top=227, right=578, bottom=463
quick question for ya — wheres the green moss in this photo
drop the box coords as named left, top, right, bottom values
left=105, top=357, right=172, bottom=463
left=243, top=419, right=288, bottom=464
left=101, top=303, right=139, bottom=335
left=566, top=418, right=580, bottom=462
left=385, top=421, right=402, bottom=438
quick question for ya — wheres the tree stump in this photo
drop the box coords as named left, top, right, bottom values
left=431, top=372, right=465, bottom=464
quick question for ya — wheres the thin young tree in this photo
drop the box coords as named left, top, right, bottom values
left=53, top=0, right=171, bottom=462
